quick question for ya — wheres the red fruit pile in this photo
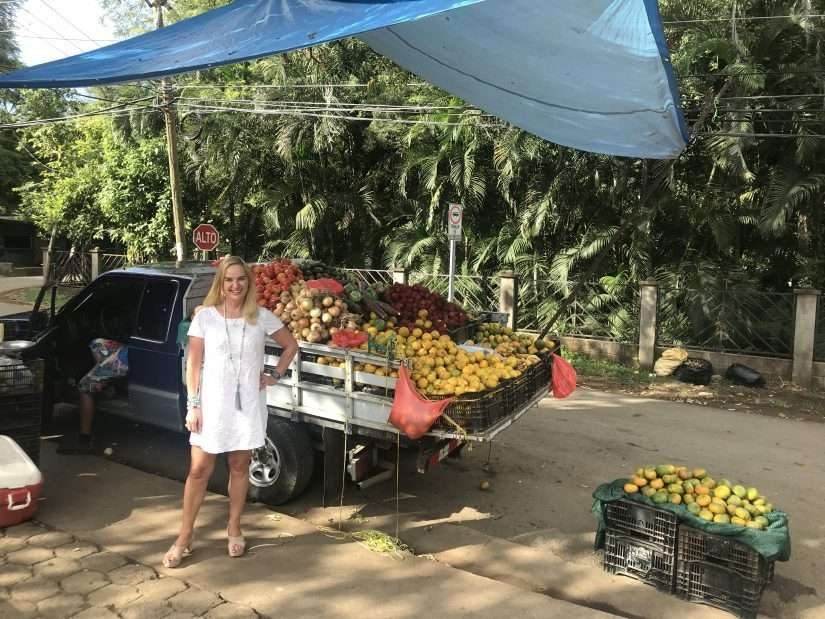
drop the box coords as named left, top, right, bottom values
left=383, top=283, right=468, bottom=333
left=253, top=259, right=303, bottom=310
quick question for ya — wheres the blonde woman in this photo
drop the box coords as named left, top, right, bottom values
left=162, top=256, right=299, bottom=568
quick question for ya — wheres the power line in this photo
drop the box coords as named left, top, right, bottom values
left=718, top=94, right=825, bottom=101
left=17, top=4, right=84, bottom=52
left=677, top=69, right=825, bottom=78
left=664, top=13, right=825, bottom=25
left=698, top=131, right=825, bottom=138
left=14, top=33, right=118, bottom=43
left=38, top=0, right=99, bottom=44
left=0, top=105, right=156, bottom=129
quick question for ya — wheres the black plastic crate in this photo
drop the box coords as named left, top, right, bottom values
left=603, top=530, right=676, bottom=593
left=676, top=560, right=764, bottom=619
left=0, top=395, right=42, bottom=432
left=604, top=499, right=679, bottom=550
left=678, top=526, right=774, bottom=584
left=0, top=359, right=44, bottom=396
left=434, top=385, right=505, bottom=433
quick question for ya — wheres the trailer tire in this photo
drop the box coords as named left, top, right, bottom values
left=247, top=416, right=314, bottom=505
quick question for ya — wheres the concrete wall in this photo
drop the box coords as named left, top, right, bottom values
left=814, top=362, right=825, bottom=391
left=560, top=336, right=637, bottom=365
left=656, top=347, right=793, bottom=380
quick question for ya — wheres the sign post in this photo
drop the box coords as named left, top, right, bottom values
left=193, top=223, right=220, bottom=260
left=446, top=203, right=463, bottom=302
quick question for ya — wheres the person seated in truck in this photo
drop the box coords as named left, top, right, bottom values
left=57, top=338, right=129, bottom=455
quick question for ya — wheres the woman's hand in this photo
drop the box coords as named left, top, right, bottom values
left=260, top=372, right=280, bottom=390
left=185, top=407, right=202, bottom=433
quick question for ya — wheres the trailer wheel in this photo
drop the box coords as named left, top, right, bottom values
left=247, top=417, right=314, bottom=505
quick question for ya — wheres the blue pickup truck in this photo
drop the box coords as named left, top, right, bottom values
left=4, top=263, right=552, bottom=505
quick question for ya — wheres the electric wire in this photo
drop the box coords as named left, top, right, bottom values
left=38, top=0, right=99, bottom=44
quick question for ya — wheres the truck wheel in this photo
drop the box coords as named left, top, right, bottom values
left=247, top=417, right=314, bottom=505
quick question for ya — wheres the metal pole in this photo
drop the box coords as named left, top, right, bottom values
left=447, top=239, right=457, bottom=302
left=154, top=1, right=187, bottom=265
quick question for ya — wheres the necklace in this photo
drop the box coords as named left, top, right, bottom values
left=223, top=302, right=246, bottom=411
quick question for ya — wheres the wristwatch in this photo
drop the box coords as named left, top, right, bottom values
left=266, top=369, right=282, bottom=380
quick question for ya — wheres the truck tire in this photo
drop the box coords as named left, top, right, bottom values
left=247, top=416, right=314, bottom=505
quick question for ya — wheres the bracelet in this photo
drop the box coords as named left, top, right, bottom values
left=187, top=395, right=201, bottom=407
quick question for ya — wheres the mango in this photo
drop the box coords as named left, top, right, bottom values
left=747, top=487, right=759, bottom=501
left=677, top=468, right=692, bottom=480
left=709, top=502, right=726, bottom=515
left=719, top=479, right=733, bottom=488
left=694, top=485, right=710, bottom=496
left=650, top=478, right=665, bottom=490
left=714, top=485, right=731, bottom=500
left=753, top=498, right=766, bottom=507
left=699, top=509, right=714, bottom=521
left=624, top=483, right=640, bottom=494
left=687, top=503, right=701, bottom=515
left=662, top=474, right=678, bottom=484
left=656, top=464, right=676, bottom=477
left=669, top=494, right=682, bottom=505
left=755, top=516, right=769, bottom=528
left=726, top=504, right=738, bottom=516
left=683, top=494, right=695, bottom=505
left=693, top=468, right=707, bottom=479
left=726, top=495, right=742, bottom=507
left=746, top=520, right=764, bottom=530
left=734, top=507, right=751, bottom=521
left=642, top=486, right=657, bottom=498
left=733, top=485, right=747, bottom=498
left=632, top=475, right=648, bottom=488
left=635, top=468, right=645, bottom=478
left=764, top=503, right=774, bottom=513
left=696, top=495, right=712, bottom=507
left=683, top=480, right=696, bottom=493
left=756, top=505, right=769, bottom=515
left=667, top=483, right=684, bottom=495
left=711, top=497, right=726, bottom=506
left=652, top=491, right=669, bottom=504
left=731, top=516, right=748, bottom=526
left=713, top=514, right=731, bottom=524
left=701, top=477, right=717, bottom=490
left=644, top=468, right=658, bottom=481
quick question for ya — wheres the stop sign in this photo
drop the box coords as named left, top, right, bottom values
left=193, top=223, right=219, bottom=251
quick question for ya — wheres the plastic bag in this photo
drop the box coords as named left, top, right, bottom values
left=673, top=357, right=713, bottom=385
left=331, top=329, right=368, bottom=349
left=306, top=278, right=344, bottom=296
left=388, top=365, right=454, bottom=440
left=660, top=347, right=689, bottom=362
left=725, top=363, right=765, bottom=387
left=654, top=357, right=683, bottom=377
left=551, top=353, right=577, bottom=398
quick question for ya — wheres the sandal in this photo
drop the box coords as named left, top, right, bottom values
left=227, top=534, right=246, bottom=558
left=162, top=542, right=192, bottom=568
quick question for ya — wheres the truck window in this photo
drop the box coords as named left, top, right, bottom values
left=71, top=277, right=144, bottom=341
left=135, top=279, right=178, bottom=342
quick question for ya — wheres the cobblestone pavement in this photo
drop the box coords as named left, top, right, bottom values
left=0, top=521, right=260, bottom=619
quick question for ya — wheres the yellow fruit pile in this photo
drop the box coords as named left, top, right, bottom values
left=466, top=322, right=554, bottom=355
left=623, top=464, right=775, bottom=530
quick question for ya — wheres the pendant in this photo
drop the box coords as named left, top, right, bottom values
left=235, top=383, right=242, bottom=411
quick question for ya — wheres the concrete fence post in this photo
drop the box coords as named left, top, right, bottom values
left=499, top=271, right=519, bottom=330
left=638, top=280, right=659, bottom=371
left=90, top=247, right=101, bottom=281
left=792, top=288, right=821, bottom=388
left=392, top=267, right=408, bottom=285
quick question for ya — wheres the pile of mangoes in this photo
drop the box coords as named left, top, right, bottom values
left=624, top=464, right=775, bottom=529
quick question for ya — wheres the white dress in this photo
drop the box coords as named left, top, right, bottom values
left=187, top=306, right=284, bottom=454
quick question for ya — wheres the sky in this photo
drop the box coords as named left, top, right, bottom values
left=14, top=0, right=119, bottom=67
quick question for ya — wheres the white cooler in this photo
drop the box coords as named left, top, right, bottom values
left=0, top=435, right=43, bottom=527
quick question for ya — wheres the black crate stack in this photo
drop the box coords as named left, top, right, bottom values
left=0, top=359, right=44, bottom=465
left=676, top=526, right=774, bottom=619
left=602, top=500, right=679, bottom=592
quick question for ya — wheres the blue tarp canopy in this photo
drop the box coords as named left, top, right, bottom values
left=0, top=0, right=688, bottom=159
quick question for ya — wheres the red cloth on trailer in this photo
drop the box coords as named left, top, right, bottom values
left=389, top=365, right=454, bottom=440
left=551, top=353, right=577, bottom=398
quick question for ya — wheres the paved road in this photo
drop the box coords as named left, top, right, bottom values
left=51, top=387, right=825, bottom=618
left=0, top=275, right=43, bottom=317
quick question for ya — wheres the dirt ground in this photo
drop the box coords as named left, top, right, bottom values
left=577, top=371, right=825, bottom=423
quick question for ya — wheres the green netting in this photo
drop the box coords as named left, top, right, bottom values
left=592, top=479, right=791, bottom=562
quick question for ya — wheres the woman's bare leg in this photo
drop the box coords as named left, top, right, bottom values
left=226, top=450, right=252, bottom=538
left=175, top=446, right=216, bottom=547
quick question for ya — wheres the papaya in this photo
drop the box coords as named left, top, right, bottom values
left=649, top=478, right=665, bottom=490
left=632, top=475, right=648, bottom=488
left=699, top=509, right=714, bottom=521
left=733, top=485, right=747, bottom=498
left=652, top=491, right=669, bottom=504
left=714, top=485, right=731, bottom=500
left=642, top=486, right=657, bottom=498
left=644, top=468, right=658, bottom=481
left=677, top=468, right=691, bottom=480
left=683, top=480, right=696, bottom=493
left=696, top=495, right=712, bottom=507
left=656, top=464, right=676, bottom=477
left=662, top=474, right=678, bottom=484
left=694, top=485, right=710, bottom=496
left=669, top=494, right=682, bottom=505
left=731, top=516, right=748, bottom=527
left=734, top=507, right=751, bottom=521
left=624, top=483, right=640, bottom=494
left=667, top=483, right=684, bottom=495
left=635, top=468, right=645, bottom=478
left=713, top=514, right=731, bottom=524
left=692, top=468, right=707, bottom=479
left=701, top=477, right=717, bottom=490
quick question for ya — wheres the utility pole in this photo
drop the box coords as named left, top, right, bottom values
left=151, top=0, right=187, bottom=264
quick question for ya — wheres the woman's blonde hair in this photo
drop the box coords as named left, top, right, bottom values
left=203, top=256, right=258, bottom=324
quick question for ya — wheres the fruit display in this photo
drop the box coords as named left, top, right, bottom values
left=467, top=322, right=555, bottom=355
left=622, top=464, right=776, bottom=530
left=253, top=259, right=303, bottom=311
left=267, top=280, right=350, bottom=343
left=383, top=284, right=468, bottom=334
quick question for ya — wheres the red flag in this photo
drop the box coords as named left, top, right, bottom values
left=389, top=365, right=454, bottom=439
left=551, top=353, right=577, bottom=398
